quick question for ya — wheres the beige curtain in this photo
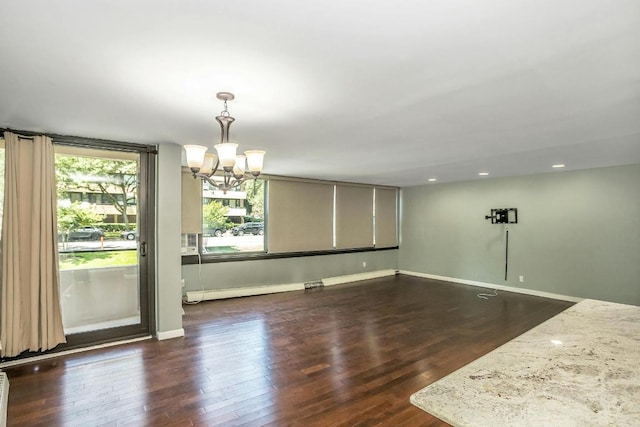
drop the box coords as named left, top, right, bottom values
left=1, top=132, right=66, bottom=357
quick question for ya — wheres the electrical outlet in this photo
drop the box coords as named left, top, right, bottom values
left=519, top=275, right=524, bottom=283
left=362, top=261, right=367, bottom=268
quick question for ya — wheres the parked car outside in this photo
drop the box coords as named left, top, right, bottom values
left=120, top=230, right=137, bottom=240
left=203, top=225, right=228, bottom=237
left=66, top=227, right=104, bottom=241
left=230, top=222, right=264, bottom=236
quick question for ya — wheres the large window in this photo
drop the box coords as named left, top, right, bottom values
left=203, top=178, right=265, bottom=254
left=181, top=170, right=266, bottom=255
left=267, top=178, right=398, bottom=254
left=184, top=172, right=398, bottom=260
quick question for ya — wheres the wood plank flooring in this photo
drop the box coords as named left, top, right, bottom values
left=3, top=275, right=573, bottom=426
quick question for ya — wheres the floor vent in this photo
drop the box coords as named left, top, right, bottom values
left=0, top=372, right=8, bottom=427
left=304, top=281, right=324, bottom=289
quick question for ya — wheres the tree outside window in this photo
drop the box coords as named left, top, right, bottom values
left=55, top=156, right=138, bottom=230
left=201, top=178, right=265, bottom=254
left=57, top=201, right=105, bottom=248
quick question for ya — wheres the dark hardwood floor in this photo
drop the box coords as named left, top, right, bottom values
left=3, top=275, right=573, bottom=426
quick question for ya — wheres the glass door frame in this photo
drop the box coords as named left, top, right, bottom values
left=52, top=135, right=157, bottom=349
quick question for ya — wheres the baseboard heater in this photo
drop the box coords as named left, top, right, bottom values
left=186, top=283, right=305, bottom=302
left=0, top=372, right=8, bottom=427
left=185, top=269, right=398, bottom=302
left=321, top=269, right=397, bottom=287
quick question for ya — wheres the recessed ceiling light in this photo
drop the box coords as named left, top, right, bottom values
left=552, top=164, right=565, bottom=168
left=478, top=172, right=489, bottom=176
left=427, top=178, right=437, bottom=182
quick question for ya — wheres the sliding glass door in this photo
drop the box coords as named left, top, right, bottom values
left=54, top=144, right=154, bottom=346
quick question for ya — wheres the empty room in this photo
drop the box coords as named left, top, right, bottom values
left=0, top=1, right=639, bottom=426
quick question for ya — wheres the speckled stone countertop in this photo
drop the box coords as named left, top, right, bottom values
left=410, top=299, right=640, bottom=426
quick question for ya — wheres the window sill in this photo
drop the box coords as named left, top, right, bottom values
left=181, top=246, right=399, bottom=265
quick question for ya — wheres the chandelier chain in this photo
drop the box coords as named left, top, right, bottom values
left=220, top=100, right=231, bottom=117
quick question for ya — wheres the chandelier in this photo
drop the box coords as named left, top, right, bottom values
left=184, top=92, right=265, bottom=193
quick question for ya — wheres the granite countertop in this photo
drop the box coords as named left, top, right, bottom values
left=411, top=299, right=640, bottom=426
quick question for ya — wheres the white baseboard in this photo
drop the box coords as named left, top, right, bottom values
left=399, top=270, right=583, bottom=303
left=322, top=269, right=397, bottom=287
left=186, top=283, right=305, bottom=302
left=156, top=328, right=185, bottom=340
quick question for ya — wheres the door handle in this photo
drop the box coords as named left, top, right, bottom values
left=140, top=241, right=147, bottom=257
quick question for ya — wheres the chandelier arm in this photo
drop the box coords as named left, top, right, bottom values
left=196, top=172, right=253, bottom=196
left=224, top=173, right=233, bottom=192
left=201, top=175, right=220, bottom=190
left=210, top=157, right=220, bottom=177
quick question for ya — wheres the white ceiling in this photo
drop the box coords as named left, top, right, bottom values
left=1, top=0, right=639, bottom=187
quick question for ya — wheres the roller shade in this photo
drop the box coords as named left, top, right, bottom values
left=335, top=185, right=374, bottom=249
left=267, top=179, right=334, bottom=253
left=375, top=187, right=398, bottom=248
left=181, top=170, right=203, bottom=234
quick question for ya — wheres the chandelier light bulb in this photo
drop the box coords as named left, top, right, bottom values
left=184, top=145, right=208, bottom=173
left=245, top=150, right=266, bottom=174
left=215, top=142, right=238, bottom=169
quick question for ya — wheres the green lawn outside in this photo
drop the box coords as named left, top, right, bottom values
left=204, top=246, right=240, bottom=253
left=59, top=250, right=137, bottom=270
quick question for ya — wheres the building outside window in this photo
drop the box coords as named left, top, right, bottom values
left=200, top=178, right=265, bottom=254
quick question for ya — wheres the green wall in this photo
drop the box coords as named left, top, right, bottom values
left=399, top=164, right=640, bottom=305
left=156, top=143, right=184, bottom=336
left=182, top=249, right=398, bottom=292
